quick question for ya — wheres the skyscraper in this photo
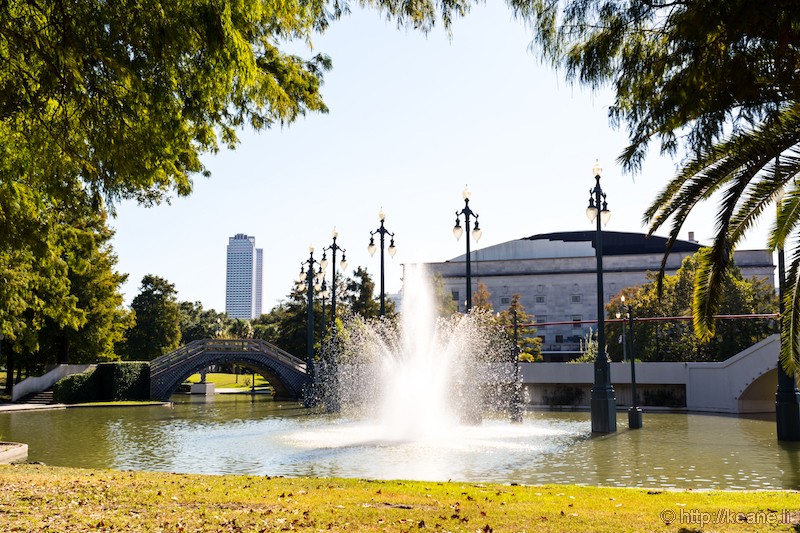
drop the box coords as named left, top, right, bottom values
left=226, top=234, right=263, bottom=319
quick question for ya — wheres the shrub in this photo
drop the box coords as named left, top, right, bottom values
left=53, top=362, right=150, bottom=403
left=95, top=362, right=150, bottom=401
left=53, top=371, right=99, bottom=404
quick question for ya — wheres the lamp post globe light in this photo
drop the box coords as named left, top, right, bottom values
left=619, top=296, right=642, bottom=429
left=368, top=209, right=396, bottom=317
left=322, top=228, right=348, bottom=326
left=453, top=187, right=482, bottom=312
left=586, top=161, right=617, bottom=434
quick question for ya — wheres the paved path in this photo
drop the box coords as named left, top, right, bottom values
left=0, top=403, right=66, bottom=413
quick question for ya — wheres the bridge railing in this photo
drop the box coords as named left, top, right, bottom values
left=150, top=338, right=306, bottom=379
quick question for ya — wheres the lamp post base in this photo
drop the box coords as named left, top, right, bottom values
left=776, top=392, right=800, bottom=441
left=628, top=406, right=643, bottom=429
left=590, top=394, right=617, bottom=434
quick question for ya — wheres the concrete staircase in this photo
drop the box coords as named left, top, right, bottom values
left=16, top=389, right=54, bottom=405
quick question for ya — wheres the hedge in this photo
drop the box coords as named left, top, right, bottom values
left=95, top=362, right=150, bottom=401
left=52, top=371, right=99, bottom=404
left=53, top=362, right=150, bottom=404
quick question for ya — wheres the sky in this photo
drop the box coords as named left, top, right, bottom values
left=109, top=3, right=773, bottom=312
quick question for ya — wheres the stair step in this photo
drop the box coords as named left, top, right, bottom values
left=17, top=390, right=54, bottom=405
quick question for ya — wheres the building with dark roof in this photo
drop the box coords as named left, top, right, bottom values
left=423, top=231, right=774, bottom=360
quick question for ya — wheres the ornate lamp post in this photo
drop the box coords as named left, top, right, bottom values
left=453, top=187, right=482, bottom=311
left=321, top=229, right=348, bottom=325
left=586, top=161, right=617, bottom=434
left=510, top=309, right=523, bottom=423
left=774, top=172, right=800, bottom=441
left=368, top=209, right=396, bottom=316
left=619, top=296, right=642, bottom=429
left=298, top=245, right=324, bottom=406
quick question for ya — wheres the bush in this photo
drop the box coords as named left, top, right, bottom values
left=53, top=371, right=99, bottom=404
left=53, top=362, right=150, bottom=403
left=95, top=362, right=150, bottom=401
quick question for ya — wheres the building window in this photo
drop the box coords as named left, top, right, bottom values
left=571, top=294, right=582, bottom=303
left=555, top=335, right=564, bottom=343
left=536, top=315, right=547, bottom=328
left=500, top=297, right=510, bottom=305
left=451, top=290, right=459, bottom=301
left=538, top=335, right=546, bottom=343
left=535, top=295, right=546, bottom=304
left=572, top=315, right=582, bottom=328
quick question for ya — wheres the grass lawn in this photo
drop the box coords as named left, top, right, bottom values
left=0, top=464, right=797, bottom=532
left=184, top=372, right=272, bottom=390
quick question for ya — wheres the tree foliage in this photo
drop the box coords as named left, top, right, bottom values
left=37, top=211, right=132, bottom=365
left=431, top=273, right=458, bottom=317
left=179, top=301, right=229, bottom=343
left=472, top=282, right=494, bottom=313
left=123, top=275, right=182, bottom=360
left=2, top=202, right=129, bottom=390
left=343, top=266, right=394, bottom=319
left=514, top=0, right=800, bottom=371
left=605, top=255, right=777, bottom=362
left=496, top=293, right=542, bottom=361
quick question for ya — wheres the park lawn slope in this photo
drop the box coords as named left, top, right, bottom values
left=0, top=465, right=798, bottom=532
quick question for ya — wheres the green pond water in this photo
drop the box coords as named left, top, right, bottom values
left=1, top=395, right=798, bottom=490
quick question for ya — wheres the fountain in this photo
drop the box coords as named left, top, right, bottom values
left=319, top=264, right=519, bottom=432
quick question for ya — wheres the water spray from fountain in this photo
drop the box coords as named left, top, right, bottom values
left=322, top=264, right=522, bottom=438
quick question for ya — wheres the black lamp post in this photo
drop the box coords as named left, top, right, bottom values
left=320, top=278, right=330, bottom=339
left=619, top=295, right=642, bottom=429
left=368, top=209, right=396, bottom=317
left=510, top=309, right=523, bottom=423
left=453, top=187, right=482, bottom=312
left=298, top=246, right=324, bottom=407
left=321, top=229, right=348, bottom=325
left=774, top=173, right=800, bottom=441
left=586, top=161, right=617, bottom=434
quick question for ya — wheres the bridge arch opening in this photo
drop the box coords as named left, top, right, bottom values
left=738, top=368, right=777, bottom=413
left=163, top=356, right=298, bottom=400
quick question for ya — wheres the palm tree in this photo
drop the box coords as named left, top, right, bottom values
left=644, top=103, right=800, bottom=373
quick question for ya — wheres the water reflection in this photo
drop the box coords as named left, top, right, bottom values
left=0, top=395, right=798, bottom=490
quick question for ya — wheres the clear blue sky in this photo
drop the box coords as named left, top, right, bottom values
left=109, top=3, right=772, bottom=312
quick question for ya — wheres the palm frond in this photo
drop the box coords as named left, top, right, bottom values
left=781, top=243, right=800, bottom=376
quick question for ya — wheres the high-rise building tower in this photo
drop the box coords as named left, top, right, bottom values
left=225, top=234, right=263, bottom=319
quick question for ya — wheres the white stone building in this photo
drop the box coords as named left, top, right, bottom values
left=225, top=234, right=263, bottom=319
left=423, top=231, right=774, bottom=360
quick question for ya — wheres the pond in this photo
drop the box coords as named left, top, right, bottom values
left=1, top=395, right=798, bottom=490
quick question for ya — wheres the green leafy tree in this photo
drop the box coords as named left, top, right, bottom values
left=513, top=0, right=800, bottom=370
left=1, top=195, right=102, bottom=390
left=496, top=294, right=542, bottom=361
left=605, top=255, right=777, bottom=362
left=472, top=282, right=494, bottom=313
left=431, top=273, right=458, bottom=317
left=230, top=319, right=255, bottom=339
left=37, top=211, right=132, bottom=366
left=179, top=302, right=228, bottom=343
left=124, top=275, right=182, bottom=360
left=343, top=267, right=393, bottom=319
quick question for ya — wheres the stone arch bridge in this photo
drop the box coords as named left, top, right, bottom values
left=150, top=339, right=307, bottom=401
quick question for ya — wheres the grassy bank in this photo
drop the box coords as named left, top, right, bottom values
left=0, top=465, right=797, bottom=532
left=185, top=372, right=271, bottom=390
